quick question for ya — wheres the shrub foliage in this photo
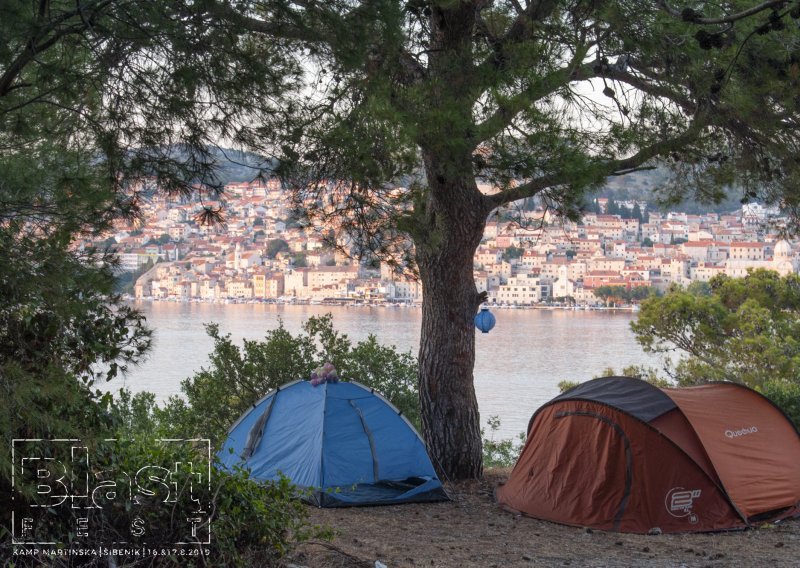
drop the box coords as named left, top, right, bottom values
left=156, top=314, right=420, bottom=446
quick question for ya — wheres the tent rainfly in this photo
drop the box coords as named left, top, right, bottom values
left=218, top=380, right=448, bottom=507
left=496, top=376, right=800, bottom=533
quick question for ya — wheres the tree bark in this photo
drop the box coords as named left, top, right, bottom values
left=412, top=2, right=490, bottom=481
left=415, top=152, right=489, bottom=481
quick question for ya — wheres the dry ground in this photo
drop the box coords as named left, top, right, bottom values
left=284, top=470, right=798, bottom=568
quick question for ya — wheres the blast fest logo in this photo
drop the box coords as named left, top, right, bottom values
left=10, top=438, right=212, bottom=547
left=665, top=487, right=702, bottom=524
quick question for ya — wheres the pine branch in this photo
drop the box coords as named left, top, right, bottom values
left=657, top=0, right=790, bottom=25
left=471, top=39, right=592, bottom=145
left=208, top=0, right=331, bottom=44
left=0, top=0, right=114, bottom=97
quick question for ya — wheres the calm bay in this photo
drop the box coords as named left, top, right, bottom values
left=111, top=302, right=659, bottom=438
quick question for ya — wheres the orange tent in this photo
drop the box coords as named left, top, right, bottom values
left=495, top=377, right=800, bottom=533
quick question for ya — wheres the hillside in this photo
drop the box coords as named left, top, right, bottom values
left=595, top=168, right=746, bottom=216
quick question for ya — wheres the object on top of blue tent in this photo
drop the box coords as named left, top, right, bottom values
left=218, top=380, right=449, bottom=507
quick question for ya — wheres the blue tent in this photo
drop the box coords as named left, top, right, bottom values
left=218, top=380, right=448, bottom=507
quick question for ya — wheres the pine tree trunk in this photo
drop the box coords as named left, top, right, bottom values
left=413, top=3, right=488, bottom=480
left=417, top=249, right=485, bottom=480
left=415, top=154, right=489, bottom=481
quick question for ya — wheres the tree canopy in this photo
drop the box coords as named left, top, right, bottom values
left=227, top=0, right=800, bottom=250
left=4, top=0, right=800, bottom=481
left=0, top=0, right=297, bottom=507
left=1, top=0, right=297, bottom=228
left=0, top=0, right=295, bottom=378
left=266, top=238, right=291, bottom=258
left=594, top=284, right=653, bottom=303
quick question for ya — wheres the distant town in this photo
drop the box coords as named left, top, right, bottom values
left=85, top=179, right=798, bottom=307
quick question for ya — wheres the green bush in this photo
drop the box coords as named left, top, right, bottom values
left=632, top=270, right=800, bottom=389
left=482, top=416, right=526, bottom=468
left=114, top=393, right=325, bottom=565
left=557, top=379, right=580, bottom=393
left=99, top=439, right=313, bottom=566
left=208, top=466, right=324, bottom=566
left=760, top=380, right=800, bottom=428
left=156, top=314, right=420, bottom=445
left=4, top=434, right=316, bottom=566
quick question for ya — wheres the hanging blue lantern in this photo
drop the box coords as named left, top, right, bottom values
left=474, top=306, right=496, bottom=334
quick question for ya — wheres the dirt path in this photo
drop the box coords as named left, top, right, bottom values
left=285, top=470, right=798, bottom=568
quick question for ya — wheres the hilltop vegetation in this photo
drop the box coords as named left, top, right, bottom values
left=596, top=168, right=750, bottom=216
